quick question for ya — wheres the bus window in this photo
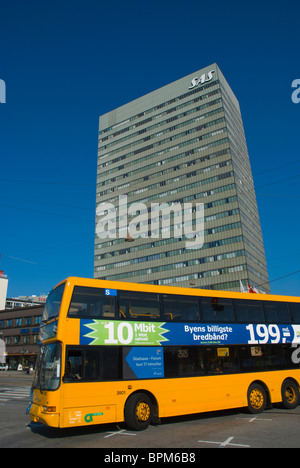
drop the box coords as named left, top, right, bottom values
left=162, top=295, right=199, bottom=321
left=290, top=303, right=300, bottom=323
left=102, top=348, right=119, bottom=381
left=221, top=347, right=239, bottom=373
left=42, top=283, right=65, bottom=322
left=83, top=349, right=99, bottom=380
left=65, top=347, right=120, bottom=382
left=234, top=300, right=264, bottom=323
left=201, top=298, right=234, bottom=322
left=34, top=343, right=61, bottom=390
left=264, top=301, right=291, bottom=323
left=118, top=291, right=160, bottom=321
left=65, top=349, right=82, bottom=381
left=240, top=345, right=272, bottom=372
left=67, top=286, right=116, bottom=319
left=164, top=347, right=205, bottom=378
left=269, top=345, right=290, bottom=369
left=206, top=347, right=239, bottom=374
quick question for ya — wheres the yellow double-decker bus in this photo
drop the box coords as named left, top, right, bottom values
left=30, top=277, right=300, bottom=430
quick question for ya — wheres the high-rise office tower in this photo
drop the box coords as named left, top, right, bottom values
left=95, top=64, right=270, bottom=293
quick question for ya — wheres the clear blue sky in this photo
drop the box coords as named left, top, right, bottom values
left=0, top=0, right=299, bottom=297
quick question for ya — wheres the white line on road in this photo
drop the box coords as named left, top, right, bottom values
left=198, top=436, right=250, bottom=448
left=236, top=416, right=272, bottom=423
left=104, top=429, right=137, bottom=439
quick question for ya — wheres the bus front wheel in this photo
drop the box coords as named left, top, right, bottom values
left=125, top=393, right=153, bottom=431
left=247, top=383, right=268, bottom=414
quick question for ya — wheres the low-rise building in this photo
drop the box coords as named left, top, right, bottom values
left=0, top=305, right=43, bottom=370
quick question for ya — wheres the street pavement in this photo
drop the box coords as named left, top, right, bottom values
left=1, top=372, right=300, bottom=449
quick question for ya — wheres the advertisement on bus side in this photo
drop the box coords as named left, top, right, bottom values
left=80, top=319, right=300, bottom=347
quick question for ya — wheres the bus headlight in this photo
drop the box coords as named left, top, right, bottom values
left=43, top=406, right=56, bottom=413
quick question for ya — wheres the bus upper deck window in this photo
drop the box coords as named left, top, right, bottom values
left=68, top=286, right=116, bottom=319
left=118, top=291, right=160, bottom=321
left=201, top=298, right=234, bottom=322
left=162, top=295, right=199, bottom=321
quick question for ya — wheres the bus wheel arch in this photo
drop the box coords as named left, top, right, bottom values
left=281, top=378, right=300, bottom=409
left=124, top=390, right=159, bottom=431
left=247, top=380, right=270, bottom=414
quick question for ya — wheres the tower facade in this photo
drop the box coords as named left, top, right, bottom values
left=95, top=64, right=270, bottom=293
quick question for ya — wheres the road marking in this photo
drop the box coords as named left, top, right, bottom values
left=198, top=436, right=250, bottom=448
left=236, top=416, right=272, bottom=423
left=104, top=429, right=136, bottom=439
left=0, top=385, right=31, bottom=403
left=0, top=387, right=30, bottom=391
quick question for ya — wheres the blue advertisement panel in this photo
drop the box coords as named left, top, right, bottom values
left=80, top=319, right=300, bottom=347
left=165, top=323, right=297, bottom=346
left=123, top=347, right=164, bottom=379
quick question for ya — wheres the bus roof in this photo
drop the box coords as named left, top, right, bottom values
left=52, top=277, right=300, bottom=304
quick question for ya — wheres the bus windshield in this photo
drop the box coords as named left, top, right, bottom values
left=33, top=343, right=61, bottom=391
left=42, top=284, right=65, bottom=322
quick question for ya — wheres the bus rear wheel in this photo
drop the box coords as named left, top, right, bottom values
left=247, top=383, right=268, bottom=414
left=281, top=380, right=300, bottom=409
left=125, top=393, right=153, bottom=431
